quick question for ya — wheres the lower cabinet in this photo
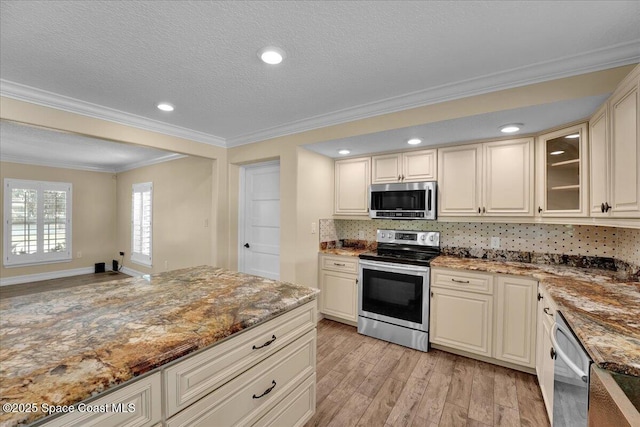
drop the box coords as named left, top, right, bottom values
left=43, top=373, right=162, bottom=427
left=42, top=301, right=317, bottom=427
left=536, top=283, right=557, bottom=423
left=430, top=267, right=537, bottom=369
left=318, top=254, right=358, bottom=324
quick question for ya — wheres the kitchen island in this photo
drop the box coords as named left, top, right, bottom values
left=0, top=266, right=319, bottom=427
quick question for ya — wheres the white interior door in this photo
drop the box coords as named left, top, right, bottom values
left=239, top=161, right=280, bottom=280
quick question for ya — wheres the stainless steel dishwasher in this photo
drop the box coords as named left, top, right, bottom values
left=551, top=311, right=593, bottom=427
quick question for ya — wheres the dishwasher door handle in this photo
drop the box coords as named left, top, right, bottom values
left=550, top=322, right=588, bottom=382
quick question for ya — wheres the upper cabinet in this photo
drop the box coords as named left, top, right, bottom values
left=371, top=149, right=437, bottom=184
left=536, top=123, right=589, bottom=217
left=438, top=138, right=534, bottom=217
left=589, top=66, right=640, bottom=218
left=334, top=157, right=371, bottom=215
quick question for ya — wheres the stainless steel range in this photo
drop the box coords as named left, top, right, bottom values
left=357, top=229, right=440, bottom=352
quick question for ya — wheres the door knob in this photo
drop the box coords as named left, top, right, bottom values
left=244, top=243, right=250, bottom=248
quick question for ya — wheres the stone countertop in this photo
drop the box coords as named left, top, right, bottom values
left=319, top=247, right=370, bottom=257
left=0, top=266, right=319, bottom=427
left=431, top=256, right=640, bottom=377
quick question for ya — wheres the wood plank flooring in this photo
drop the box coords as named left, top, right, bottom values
left=307, top=319, right=550, bottom=427
left=0, top=271, right=130, bottom=298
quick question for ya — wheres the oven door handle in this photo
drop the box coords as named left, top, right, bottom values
left=550, top=322, right=588, bottom=383
left=359, top=259, right=429, bottom=273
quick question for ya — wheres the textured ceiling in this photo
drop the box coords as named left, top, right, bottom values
left=1, top=1, right=640, bottom=158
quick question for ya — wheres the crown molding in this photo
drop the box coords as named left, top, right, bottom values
left=0, top=153, right=186, bottom=173
left=0, top=80, right=227, bottom=147
left=226, top=40, right=640, bottom=147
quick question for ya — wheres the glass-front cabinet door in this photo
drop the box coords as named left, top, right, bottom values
left=536, top=123, right=589, bottom=216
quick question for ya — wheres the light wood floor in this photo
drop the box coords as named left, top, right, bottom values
left=306, top=319, right=550, bottom=427
left=0, top=271, right=130, bottom=298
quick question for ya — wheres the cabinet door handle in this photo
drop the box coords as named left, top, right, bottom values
left=537, top=293, right=543, bottom=301
left=605, top=202, right=611, bottom=212
left=333, top=263, right=346, bottom=266
left=253, top=380, right=277, bottom=399
left=252, top=335, right=276, bottom=350
left=478, top=207, right=481, bottom=214
left=543, top=307, right=553, bottom=316
left=430, top=291, right=434, bottom=297
left=550, top=347, right=556, bottom=360
left=482, top=207, right=486, bottom=214
left=451, top=278, right=470, bottom=284
left=538, top=206, right=543, bottom=214
left=601, top=203, right=606, bottom=213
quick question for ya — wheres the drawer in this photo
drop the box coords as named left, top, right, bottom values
left=43, top=373, right=161, bottom=427
left=251, top=374, right=316, bottom=427
left=164, top=301, right=316, bottom=417
left=321, top=255, right=358, bottom=274
left=166, top=330, right=316, bottom=427
left=432, top=268, right=493, bottom=294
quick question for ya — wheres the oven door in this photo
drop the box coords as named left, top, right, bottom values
left=358, top=259, right=429, bottom=331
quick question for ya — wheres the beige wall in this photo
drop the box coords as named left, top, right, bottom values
left=1, top=162, right=116, bottom=278
left=0, top=97, right=230, bottom=270
left=116, top=156, right=213, bottom=274
left=295, top=147, right=334, bottom=288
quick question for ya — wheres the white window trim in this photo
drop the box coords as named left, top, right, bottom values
left=3, top=178, right=72, bottom=267
left=131, top=182, right=152, bottom=267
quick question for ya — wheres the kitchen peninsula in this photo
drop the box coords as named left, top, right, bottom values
left=0, top=266, right=319, bottom=427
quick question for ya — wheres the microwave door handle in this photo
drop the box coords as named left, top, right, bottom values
left=550, top=322, right=589, bottom=382
left=428, top=189, right=432, bottom=211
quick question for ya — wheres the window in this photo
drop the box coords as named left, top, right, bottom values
left=4, top=179, right=72, bottom=267
left=131, top=182, right=152, bottom=266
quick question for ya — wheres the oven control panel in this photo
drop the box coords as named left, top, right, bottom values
left=376, top=229, right=440, bottom=247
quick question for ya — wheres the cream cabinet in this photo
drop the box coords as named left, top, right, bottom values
left=536, top=123, right=589, bottom=217
left=535, top=283, right=557, bottom=424
left=318, top=254, right=358, bottom=324
left=334, top=157, right=371, bottom=215
left=165, top=300, right=317, bottom=427
left=371, top=149, right=437, bottom=183
left=589, top=65, right=640, bottom=218
left=430, top=268, right=537, bottom=370
left=43, top=373, right=162, bottom=427
left=494, top=275, right=537, bottom=368
left=438, top=138, right=534, bottom=217
left=430, top=269, right=494, bottom=357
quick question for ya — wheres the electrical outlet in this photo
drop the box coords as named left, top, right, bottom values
left=358, top=230, right=365, bottom=240
left=490, top=236, right=500, bottom=249
left=164, top=260, right=168, bottom=270
left=77, top=251, right=82, bottom=258
left=311, top=222, right=317, bottom=234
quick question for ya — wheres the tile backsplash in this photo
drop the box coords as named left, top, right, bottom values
left=319, top=219, right=640, bottom=267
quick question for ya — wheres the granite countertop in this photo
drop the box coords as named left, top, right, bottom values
left=0, top=266, right=319, bottom=427
left=431, top=256, right=640, bottom=377
left=319, top=247, right=370, bottom=257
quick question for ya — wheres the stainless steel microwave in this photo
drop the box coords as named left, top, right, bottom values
left=369, top=181, right=437, bottom=220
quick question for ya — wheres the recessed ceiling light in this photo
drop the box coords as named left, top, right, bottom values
left=157, top=103, right=174, bottom=112
left=338, top=149, right=351, bottom=155
left=258, top=47, right=285, bottom=65
left=565, top=133, right=580, bottom=139
left=550, top=150, right=565, bottom=155
left=499, top=123, right=523, bottom=133
left=407, top=138, right=422, bottom=145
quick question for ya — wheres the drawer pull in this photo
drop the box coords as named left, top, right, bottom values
left=451, top=279, right=470, bottom=284
left=543, top=307, right=553, bottom=316
left=253, top=380, right=276, bottom=399
left=252, top=335, right=276, bottom=350
left=333, top=263, right=346, bottom=267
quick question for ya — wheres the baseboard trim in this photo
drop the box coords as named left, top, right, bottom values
left=0, top=267, right=94, bottom=287
left=120, top=266, right=144, bottom=277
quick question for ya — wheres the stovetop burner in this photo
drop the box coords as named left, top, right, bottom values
left=359, top=229, right=441, bottom=267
